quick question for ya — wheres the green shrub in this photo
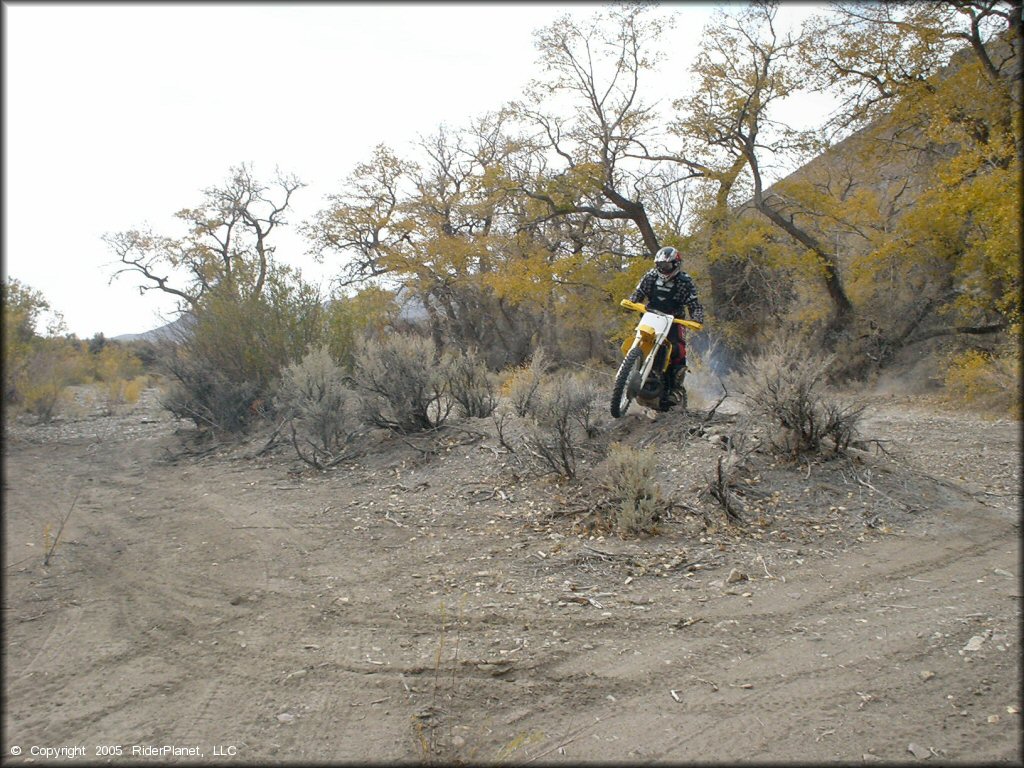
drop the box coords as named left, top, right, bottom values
left=157, top=269, right=327, bottom=433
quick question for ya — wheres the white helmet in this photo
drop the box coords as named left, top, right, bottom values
left=654, top=246, right=681, bottom=278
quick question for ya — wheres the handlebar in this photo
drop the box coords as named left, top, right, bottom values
left=620, top=299, right=703, bottom=331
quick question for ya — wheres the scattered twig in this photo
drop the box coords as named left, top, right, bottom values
left=253, top=417, right=288, bottom=457
left=855, top=472, right=915, bottom=511
left=526, top=719, right=603, bottom=763
left=44, top=489, right=81, bottom=566
left=709, top=456, right=745, bottom=523
left=581, top=542, right=634, bottom=561
left=694, top=676, right=719, bottom=692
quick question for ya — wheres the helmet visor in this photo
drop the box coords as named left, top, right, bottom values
left=656, top=260, right=676, bottom=274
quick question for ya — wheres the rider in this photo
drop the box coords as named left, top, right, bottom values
left=628, top=245, right=705, bottom=410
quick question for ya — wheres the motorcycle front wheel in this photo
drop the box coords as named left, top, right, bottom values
left=611, top=346, right=644, bottom=418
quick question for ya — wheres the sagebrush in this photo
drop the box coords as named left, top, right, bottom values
left=597, top=443, right=665, bottom=535
left=350, top=332, right=452, bottom=433
left=277, top=345, right=360, bottom=468
left=734, top=333, right=864, bottom=456
left=521, top=371, right=602, bottom=479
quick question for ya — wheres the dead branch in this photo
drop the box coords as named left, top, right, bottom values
left=45, top=489, right=81, bottom=566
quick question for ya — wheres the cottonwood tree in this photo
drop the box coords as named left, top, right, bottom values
left=106, top=163, right=304, bottom=311
left=511, top=4, right=683, bottom=257
left=301, top=145, right=417, bottom=288
left=679, top=2, right=855, bottom=328
left=795, top=0, right=1021, bottom=351
left=305, top=115, right=554, bottom=366
left=105, top=165, right=329, bottom=432
left=802, top=1, right=1022, bottom=159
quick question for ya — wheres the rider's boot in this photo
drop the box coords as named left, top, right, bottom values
left=659, top=365, right=679, bottom=410
left=659, top=361, right=687, bottom=411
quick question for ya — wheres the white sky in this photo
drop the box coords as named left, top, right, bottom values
left=3, top=2, right=826, bottom=339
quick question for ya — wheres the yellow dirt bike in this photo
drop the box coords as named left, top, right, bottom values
left=611, top=299, right=703, bottom=418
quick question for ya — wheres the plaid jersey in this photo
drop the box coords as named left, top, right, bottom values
left=629, top=269, right=705, bottom=324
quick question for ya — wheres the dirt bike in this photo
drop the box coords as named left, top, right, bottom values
left=610, top=299, right=703, bottom=418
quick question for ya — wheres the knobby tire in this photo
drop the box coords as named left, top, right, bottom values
left=611, top=346, right=644, bottom=418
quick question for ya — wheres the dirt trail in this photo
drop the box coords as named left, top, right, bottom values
left=2, top=388, right=1020, bottom=764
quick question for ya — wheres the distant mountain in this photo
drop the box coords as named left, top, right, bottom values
left=112, top=313, right=195, bottom=343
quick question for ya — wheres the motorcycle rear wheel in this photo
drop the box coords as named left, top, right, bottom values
left=611, top=346, right=644, bottom=418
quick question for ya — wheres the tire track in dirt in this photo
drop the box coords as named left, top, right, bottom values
left=4, top=396, right=1019, bottom=762
left=516, top=499, right=1018, bottom=762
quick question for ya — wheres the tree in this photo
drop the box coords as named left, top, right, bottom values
left=680, top=2, right=854, bottom=326
left=512, top=4, right=682, bottom=256
left=301, top=145, right=417, bottom=288
left=796, top=0, right=1021, bottom=348
left=106, top=163, right=304, bottom=312
left=305, top=116, right=574, bottom=367
left=801, top=1, right=1022, bottom=161
left=3, top=278, right=51, bottom=402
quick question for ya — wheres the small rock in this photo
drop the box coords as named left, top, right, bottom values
left=993, top=568, right=1014, bottom=578
left=726, top=568, right=749, bottom=584
left=907, top=742, right=930, bottom=759
left=862, top=753, right=883, bottom=762
left=277, top=713, right=295, bottom=724
left=987, top=715, right=1001, bottom=724
left=919, top=670, right=935, bottom=682
left=962, top=635, right=986, bottom=652
left=477, top=662, right=514, bottom=677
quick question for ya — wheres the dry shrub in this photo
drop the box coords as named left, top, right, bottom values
left=522, top=371, right=602, bottom=479
left=442, top=347, right=498, bottom=418
left=277, top=345, right=360, bottom=468
left=101, top=376, right=146, bottom=414
left=351, top=332, right=451, bottom=433
left=735, top=333, right=864, bottom=456
left=20, top=347, right=79, bottom=423
left=944, top=346, right=1021, bottom=418
left=160, top=343, right=261, bottom=433
left=90, top=344, right=146, bottom=413
left=597, top=443, right=665, bottom=535
left=502, top=346, right=548, bottom=417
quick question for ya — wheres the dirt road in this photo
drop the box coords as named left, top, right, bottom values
left=3, top=388, right=1020, bottom=763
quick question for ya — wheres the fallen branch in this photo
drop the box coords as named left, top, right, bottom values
left=45, top=489, right=81, bottom=566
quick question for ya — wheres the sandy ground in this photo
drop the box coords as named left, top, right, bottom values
left=2, top=384, right=1021, bottom=764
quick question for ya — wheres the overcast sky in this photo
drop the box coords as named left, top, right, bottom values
left=3, top=2, right=822, bottom=339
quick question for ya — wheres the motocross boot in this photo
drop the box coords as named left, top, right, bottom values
left=659, top=365, right=679, bottom=410
left=660, top=362, right=687, bottom=411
